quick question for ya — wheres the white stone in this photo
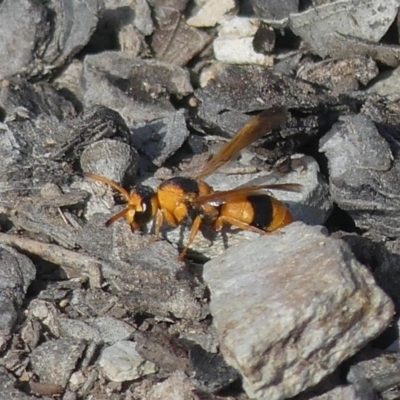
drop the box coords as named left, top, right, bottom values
left=213, top=17, right=274, bottom=66
left=99, top=340, right=157, bottom=382
left=187, top=0, right=238, bottom=28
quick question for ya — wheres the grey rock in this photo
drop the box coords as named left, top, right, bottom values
left=131, top=109, right=190, bottom=166
left=99, top=340, right=157, bottom=382
left=150, top=6, right=212, bottom=66
left=30, top=338, right=86, bottom=388
left=130, top=59, right=193, bottom=98
left=134, top=329, right=190, bottom=373
left=189, top=344, right=240, bottom=393
left=194, top=65, right=344, bottom=156
left=80, top=138, right=139, bottom=182
left=0, top=0, right=49, bottom=79
left=103, top=0, right=154, bottom=36
left=347, top=349, right=400, bottom=398
left=41, top=0, right=101, bottom=69
left=319, top=114, right=400, bottom=237
left=250, top=0, right=298, bottom=20
left=89, top=316, right=135, bottom=344
left=0, top=366, right=34, bottom=399
left=82, top=51, right=175, bottom=126
left=296, top=384, right=372, bottom=400
left=0, top=246, right=36, bottom=351
left=203, top=223, right=394, bottom=400
left=326, top=33, right=400, bottom=68
left=187, top=0, right=238, bottom=27
left=104, top=240, right=208, bottom=320
left=297, top=57, right=379, bottom=94
left=145, top=371, right=202, bottom=400
left=58, top=318, right=102, bottom=343
left=289, top=0, right=400, bottom=58
left=27, top=299, right=61, bottom=337
left=368, top=66, right=400, bottom=101
left=0, top=0, right=101, bottom=79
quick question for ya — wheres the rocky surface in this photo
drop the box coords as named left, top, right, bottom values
left=204, top=223, right=394, bottom=399
left=1, top=1, right=400, bottom=399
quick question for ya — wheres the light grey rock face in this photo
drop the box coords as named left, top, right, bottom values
left=99, top=340, right=157, bottom=382
left=289, top=0, right=400, bottom=58
left=203, top=223, right=394, bottom=400
left=319, top=114, right=400, bottom=237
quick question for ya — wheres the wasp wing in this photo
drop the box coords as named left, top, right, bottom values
left=194, top=183, right=302, bottom=205
left=196, top=105, right=288, bottom=180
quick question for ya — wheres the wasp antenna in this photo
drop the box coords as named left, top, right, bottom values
left=105, top=207, right=132, bottom=226
left=84, top=172, right=131, bottom=201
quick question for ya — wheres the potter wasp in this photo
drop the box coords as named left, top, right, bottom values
left=85, top=106, right=301, bottom=259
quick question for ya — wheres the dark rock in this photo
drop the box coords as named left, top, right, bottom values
left=189, top=344, right=240, bottom=393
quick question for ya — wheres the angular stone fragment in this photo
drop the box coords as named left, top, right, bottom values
left=204, top=223, right=394, bottom=400
left=327, top=33, right=400, bottom=68
left=297, top=57, right=378, bottom=93
left=0, top=0, right=49, bottom=79
left=82, top=52, right=175, bottom=126
left=289, top=0, right=399, bottom=58
left=0, top=246, right=36, bottom=351
left=99, top=340, right=157, bottom=382
left=80, top=139, right=139, bottom=182
left=187, top=0, right=238, bottom=27
left=30, top=338, right=86, bottom=388
left=104, top=241, right=208, bottom=320
left=131, top=109, right=190, bottom=166
left=250, top=0, right=298, bottom=20
left=319, top=114, right=400, bottom=237
left=150, top=8, right=212, bottom=66
left=145, top=371, right=202, bottom=400
left=368, top=66, right=400, bottom=99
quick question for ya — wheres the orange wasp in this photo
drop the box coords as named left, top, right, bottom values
left=85, top=105, right=301, bottom=259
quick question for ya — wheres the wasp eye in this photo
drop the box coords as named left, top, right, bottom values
left=140, top=202, right=147, bottom=212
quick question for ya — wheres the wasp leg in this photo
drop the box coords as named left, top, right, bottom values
left=178, top=215, right=203, bottom=261
left=214, top=216, right=267, bottom=235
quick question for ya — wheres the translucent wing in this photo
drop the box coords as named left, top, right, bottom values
left=194, top=183, right=302, bottom=205
left=196, top=105, right=288, bottom=180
